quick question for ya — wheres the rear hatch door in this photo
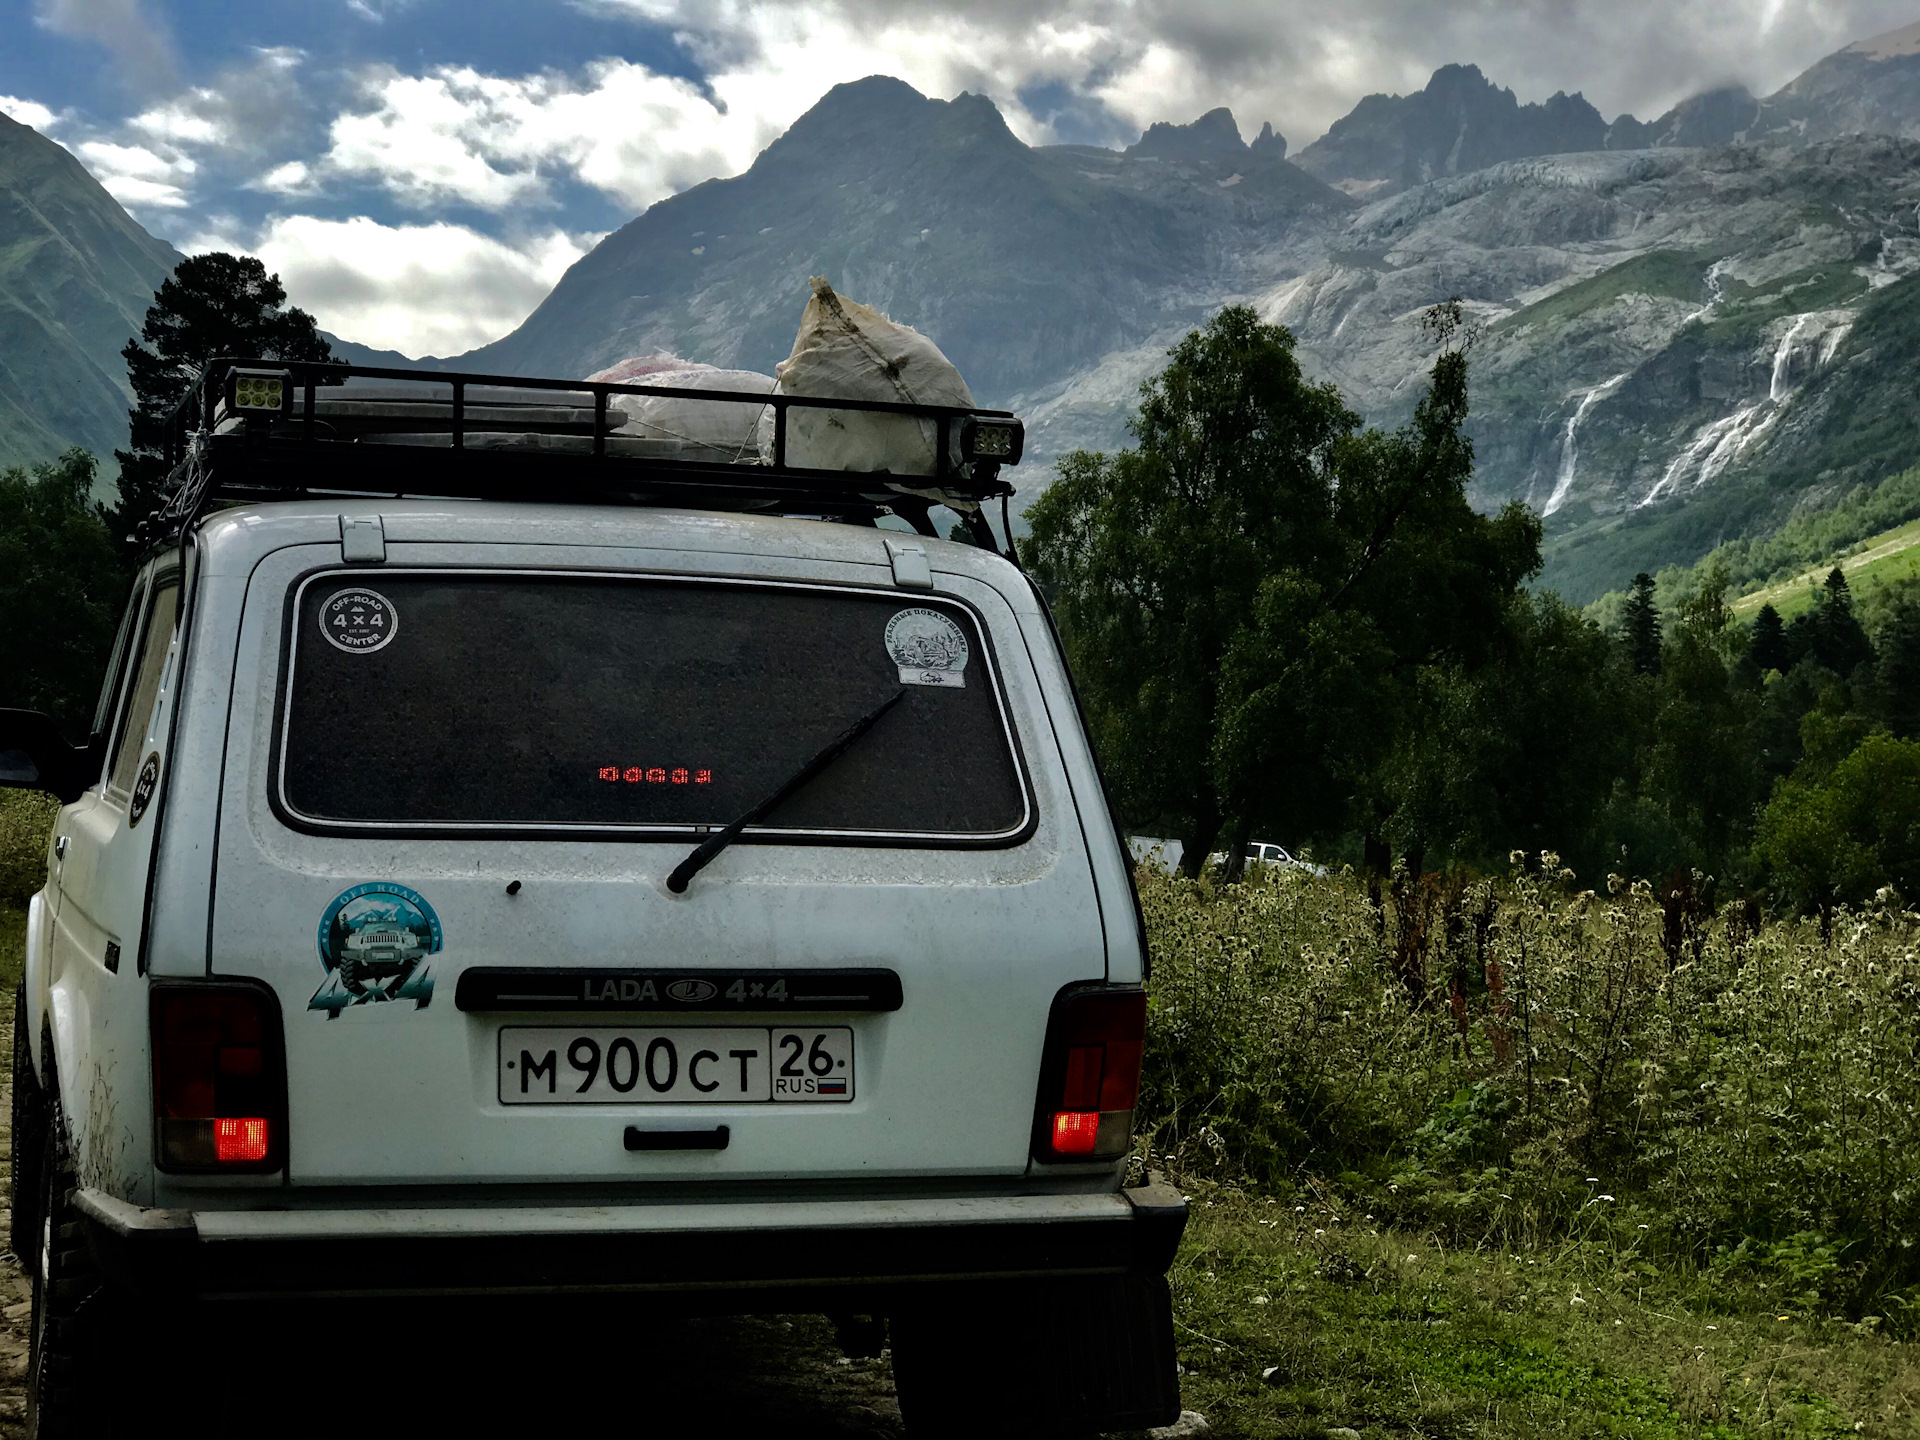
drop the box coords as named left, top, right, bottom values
left=209, top=535, right=1107, bottom=1185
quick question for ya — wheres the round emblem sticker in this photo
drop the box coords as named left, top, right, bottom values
left=319, top=588, right=399, bottom=655
left=885, top=608, right=970, bottom=688
left=128, top=752, right=160, bottom=828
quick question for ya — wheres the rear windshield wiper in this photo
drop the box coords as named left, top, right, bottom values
left=666, top=688, right=907, bottom=893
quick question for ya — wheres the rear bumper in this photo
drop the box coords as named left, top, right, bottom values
left=76, top=1178, right=1188, bottom=1304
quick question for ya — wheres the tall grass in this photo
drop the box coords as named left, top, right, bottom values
left=1138, top=861, right=1920, bottom=1328
left=0, top=790, right=55, bottom=907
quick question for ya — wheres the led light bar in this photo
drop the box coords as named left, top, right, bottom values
left=950, top=414, right=1025, bottom=470
left=226, top=367, right=293, bottom=417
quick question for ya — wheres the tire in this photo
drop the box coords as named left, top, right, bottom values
left=25, top=1103, right=135, bottom=1439
left=10, top=984, right=44, bottom=1265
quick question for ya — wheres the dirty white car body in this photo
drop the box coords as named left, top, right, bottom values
left=9, top=478, right=1183, bottom=1434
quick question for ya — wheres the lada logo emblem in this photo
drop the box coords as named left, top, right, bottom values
left=666, top=979, right=717, bottom=1003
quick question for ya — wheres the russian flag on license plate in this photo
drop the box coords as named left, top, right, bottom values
left=817, top=1078, right=847, bottom=1095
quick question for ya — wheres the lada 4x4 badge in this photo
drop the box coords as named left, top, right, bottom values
left=310, top=882, right=442, bottom=1017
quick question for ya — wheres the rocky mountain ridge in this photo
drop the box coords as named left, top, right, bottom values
left=1293, top=19, right=1920, bottom=198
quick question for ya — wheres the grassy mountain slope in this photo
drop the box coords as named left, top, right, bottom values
left=0, top=114, right=180, bottom=473
left=1585, top=462, right=1920, bottom=625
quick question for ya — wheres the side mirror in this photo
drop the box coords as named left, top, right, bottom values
left=0, top=709, right=93, bottom=804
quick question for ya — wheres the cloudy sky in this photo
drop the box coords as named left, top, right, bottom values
left=5, top=0, right=1914, bottom=357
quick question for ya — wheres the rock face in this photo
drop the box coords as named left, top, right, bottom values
left=1752, top=20, right=1920, bottom=144
left=1265, top=139, right=1920, bottom=599
left=1295, top=20, right=1920, bottom=199
left=1293, top=64, right=1611, bottom=197
left=0, top=112, right=180, bottom=472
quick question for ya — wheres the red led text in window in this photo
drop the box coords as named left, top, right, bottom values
left=597, top=765, right=716, bottom=785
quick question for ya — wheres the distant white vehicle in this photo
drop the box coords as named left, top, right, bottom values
left=1247, top=841, right=1328, bottom=876
left=1201, top=841, right=1328, bottom=876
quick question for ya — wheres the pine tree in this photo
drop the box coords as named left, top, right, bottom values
left=1749, top=603, right=1789, bottom=674
left=110, top=253, right=332, bottom=548
left=1621, top=572, right=1663, bottom=675
left=1877, top=595, right=1920, bottom=738
left=1813, top=567, right=1875, bottom=677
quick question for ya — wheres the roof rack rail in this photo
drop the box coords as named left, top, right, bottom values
left=146, top=357, right=1027, bottom=561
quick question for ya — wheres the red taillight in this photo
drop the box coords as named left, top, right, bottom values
left=1033, top=987, right=1146, bottom=1163
left=214, top=1117, right=270, bottom=1163
left=152, top=986, right=284, bottom=1171
left=1052, top=1111, right=1101, bottom=1154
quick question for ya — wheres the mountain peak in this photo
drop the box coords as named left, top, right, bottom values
left=1251, top=121, right=1288, bottom=160
left=1294, top=63, right=1606, bottom=196
left=754, top=76, right=1021, bottom=172
left=1126, top=107, right=1247, bottom=161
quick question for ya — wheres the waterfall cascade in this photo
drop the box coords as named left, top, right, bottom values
left=1543, top=373, right=1630, bottom=517
left=1640, top=311, right=1840, bottom=509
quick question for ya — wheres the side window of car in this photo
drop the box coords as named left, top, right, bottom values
left=106, top=579, right=181, bottom=798
left=89, top=578, right=146, bottom=750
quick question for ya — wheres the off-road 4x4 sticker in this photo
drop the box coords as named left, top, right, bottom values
left=310, top=881, right=441, bottom=1016
left=319, top=587, right=399, bottom=654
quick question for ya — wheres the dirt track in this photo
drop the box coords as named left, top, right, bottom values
left=0, top=1018, right=906, bottom=1438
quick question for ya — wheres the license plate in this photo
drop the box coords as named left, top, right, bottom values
left=498, top=1026, right=854, bottom=1105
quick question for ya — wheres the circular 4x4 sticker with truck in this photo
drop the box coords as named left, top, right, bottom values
left=310, top=882, right=441, bottom=1017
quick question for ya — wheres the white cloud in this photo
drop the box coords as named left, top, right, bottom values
left=190, top=216, right=593, bottom=357
left=129, top=101, right=227, bottom=148
left=253, top=160, right=315, bottom=195
left=33, top=0, right=178, bottom=93
left=76, top=139, right=196, bottom=207
left=0, top=95, right=60, bottom=132
left=321, top=60, right=774, bottom=212
left=127, top=49, right=308, bottom=156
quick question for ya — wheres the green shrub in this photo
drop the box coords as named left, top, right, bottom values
left=0, top=790, right=57, bottom=906
left=1138, top=862, right=1920, bottom=1322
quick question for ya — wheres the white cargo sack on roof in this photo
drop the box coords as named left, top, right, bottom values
left=765, top=277, right=974, bottom=476
left=585, top=354, right=711, bottom=384
left=616, top=368, right=775, bottom=462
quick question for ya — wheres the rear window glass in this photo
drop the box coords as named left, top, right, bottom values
left=278, top=572, right=1028, bottom=840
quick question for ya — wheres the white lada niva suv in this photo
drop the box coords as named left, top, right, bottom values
left=1, top=359, right=1186, bottom=1438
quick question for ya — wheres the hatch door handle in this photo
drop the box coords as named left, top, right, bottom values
left=339, top=514, right=387, bottom=563
left=53, top=835, right=68, bottom=861
left=885, top=538, right=932, bottom=590
left=624, top=1125, right=730, bottom=1152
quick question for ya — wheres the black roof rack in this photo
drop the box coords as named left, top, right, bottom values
left=149, top=358, right=1027, bottom=560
